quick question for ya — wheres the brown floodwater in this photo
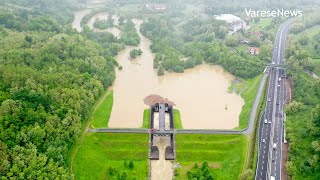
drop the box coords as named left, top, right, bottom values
left=72, top=9, right=91, bottom=32
left=72, top=12, right=244, bottom=129
left=150, top=136, right=173, bottom=180
left=108, top=19, right=245, bottom=129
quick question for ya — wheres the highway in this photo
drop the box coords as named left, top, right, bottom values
left=88, top=19, right=293, bottom=180
left=255, top=20, right=292, bottom=180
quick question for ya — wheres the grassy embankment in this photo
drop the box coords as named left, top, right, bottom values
left=142, top=109, right=183, bottom=129
left=90, top=92, right=113, bottom=128
left=227, top=73, right=268, bottom=177
left=67, top=91, right=111, bottom=173
left=175, top=134, right=247, bottom=179
left=73, top=133, right=149, bottom=180
left=235, top=74, right=263, bottom=130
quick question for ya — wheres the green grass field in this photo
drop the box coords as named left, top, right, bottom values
left=142, top=108, right=183, bottom=129
left=175, top=134, right=247, bottom=179
left=173, top=109, right=183, bottom=129
left=73, top=133, right=149, bottom=180
left=90, top=92, right=113, bottom=128
left=142, top=109, right=150, bottom=128
left=237, top=74, right=263, bottom=129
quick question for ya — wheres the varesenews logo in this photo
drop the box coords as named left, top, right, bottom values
left=245, top=8, right=303, bottom=18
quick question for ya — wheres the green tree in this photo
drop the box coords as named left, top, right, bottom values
left=157, top=65, right=165, bottom=76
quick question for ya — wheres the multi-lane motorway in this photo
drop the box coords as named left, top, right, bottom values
left=255, top=20, right=292, bottom=180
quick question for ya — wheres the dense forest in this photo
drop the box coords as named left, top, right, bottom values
left=285, top=15, right=320, bottom=179
left=0, top=0, right=118, bottom=178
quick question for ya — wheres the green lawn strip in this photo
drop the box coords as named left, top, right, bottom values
left=91, top=92, right=113, bottom=128
left=142, top=109, right=150, bottom=128
left=237, top=74, right=263, bottom=129
left=73, top=133, right=149, bottom=180
left=141, top=108, right=183, bottom=129
left=175, top=134, right=247, bottom=179
left=173, top=109, right=183, bottom=129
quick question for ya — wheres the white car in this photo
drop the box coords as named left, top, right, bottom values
left=268, top=98, right=271, bottom=102
left=268, top=121, right=271, bottom=124
left=264, top=119, right=267, bottom=124
left=273, top=143, right=277, bottom=149
left=262, top=139, right=266, bottom=143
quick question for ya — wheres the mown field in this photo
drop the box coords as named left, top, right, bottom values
left=175, top=134, right=247, bottom=179
left=73, top=133, right=149, bottom=180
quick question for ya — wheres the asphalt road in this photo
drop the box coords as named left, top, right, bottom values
left=255, top=20, right=292, bottom=180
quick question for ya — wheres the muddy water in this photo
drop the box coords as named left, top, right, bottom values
left=151, top=136, right=173, bottom=180
left=108, top=19, right=245, bottom=129
left=72, top=9, right=91, bottom=32
left=87, top=12, right=121, bottom=37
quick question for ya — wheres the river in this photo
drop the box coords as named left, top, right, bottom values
left=72, top=11, right=245, bottom=130
left=72, top=10, right=245, bottom=180
left=72, top=9, right=91, bottom=32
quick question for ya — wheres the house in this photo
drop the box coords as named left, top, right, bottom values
left=250, top=31, right=263, bottom=39
left=248, top=47, right=260, bottom=55
left=145, top=3, right=167, bottom=11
